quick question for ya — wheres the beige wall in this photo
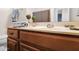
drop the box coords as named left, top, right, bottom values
left=70, top=8, right=79, bottom=21
left=0, top=8, right=11, bottom=35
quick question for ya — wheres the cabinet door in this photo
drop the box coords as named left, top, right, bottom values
left=7, top=38, right=17, bottom=51
left=8, top=29, right=18, bottom=40
left=20, top=43, right=40, bottom=51
left=20, top=31, right=79, bottom=51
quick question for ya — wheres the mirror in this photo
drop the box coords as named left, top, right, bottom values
left=32, top=9, right=50, bottom=22
left=31, top=8, right=70, bottom=22
left=29, top=8, right=79, bottom=23
left=11, top=9, right=20, bottom=22
left=54, top=8, right=79, bottom=22
left=54, top=8, right=70, bottom=22
left=69, top=8, right=79, bottom=22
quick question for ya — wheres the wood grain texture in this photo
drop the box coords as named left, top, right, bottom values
left=7, top=28, right=19, bottom=51
left=8, top=28, right=79, bottom=51
left=7, top=38, right=18, bottom=51
left=7, top=29, right=18, bottom=40
left=20, top=31, right=79, bottom=51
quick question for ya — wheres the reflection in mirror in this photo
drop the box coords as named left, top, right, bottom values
left=54, top=8, right=70, bottom=22
left=56, top=8, right=79, bottom=22
left=57, top=9, right=62, bottom=22
left=32, top=9, right=50, bottom=22
left=70, top=8, right=79, bottom=22
left=31, top=8, right=79, bottom=23
left=11, top=9, right=19, bottom=22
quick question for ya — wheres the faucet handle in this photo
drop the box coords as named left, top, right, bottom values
left=64, top=24, right=70, bottom=27
left=70, top=25, right=74, bottom=27
left=64, top=24, right=74, bottom=28
left=47, top=24, right=54, bottom=28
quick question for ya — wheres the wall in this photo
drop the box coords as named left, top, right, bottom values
left=70, top=8, right=79, bottom=21
left=0, top=8, right=11, bottom=35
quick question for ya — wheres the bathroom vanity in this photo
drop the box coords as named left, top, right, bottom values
left=7, top=27, right=79, bottom=51
left=7, top=8, right=79, bottom=51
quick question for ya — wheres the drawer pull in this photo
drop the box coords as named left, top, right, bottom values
left=10, top=33, right=14, bottom=35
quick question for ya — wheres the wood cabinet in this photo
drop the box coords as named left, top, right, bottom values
left=7, top=28, right=79, bottom=51
left=8, top=29, right=18, bottom=40
left=7, top=28, right=19, bottom=51
left=20, top=43, right=40, bottom=51
left=20, top=30, right=79, bottom=51
left=8, top=38, right=18, bottom=51
left=20, top=31, right=53, bottom=50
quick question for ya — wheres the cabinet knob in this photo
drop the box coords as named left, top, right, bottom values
left=10, top=33, right=14, bottom=35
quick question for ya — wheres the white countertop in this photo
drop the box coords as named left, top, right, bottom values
left=13, top=26, right=79, bottom=36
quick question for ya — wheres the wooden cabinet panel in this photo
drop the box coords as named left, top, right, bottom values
left=20, top=31, right=79, bottom=51
left=7, top=28, right=19, bottom=51
left=8, top=28, right=79, bottom=51
left=7, top=38, right=18, bottom=51
left=20, top=43, right=40, bottom=51
left=8, top=29, right=18, bottom=40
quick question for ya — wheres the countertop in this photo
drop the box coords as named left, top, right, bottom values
left=8, top=26, right=79, bottom=36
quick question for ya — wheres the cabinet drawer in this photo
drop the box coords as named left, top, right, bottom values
left=20, top=31, right=79, bottom=51
left=20, top=43, right=40, bottom=51
left=7, top=38, right=18, bottom=51
left=8, top=29, right=18, bottom=39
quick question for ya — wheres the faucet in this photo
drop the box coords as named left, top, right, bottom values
left=64, top=24, right=70, bottom=27
left=69, top=25, right=75, bottom=30
left=64, top=24, right=75, bottom=29
left=47, top=24, right=54, bottom=28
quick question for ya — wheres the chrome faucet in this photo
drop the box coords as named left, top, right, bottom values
left=64, top=24, right=74, bottom=27
left=64, top=24, right=75, bottom=30
left=47, top=24, right=54, bottom=28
